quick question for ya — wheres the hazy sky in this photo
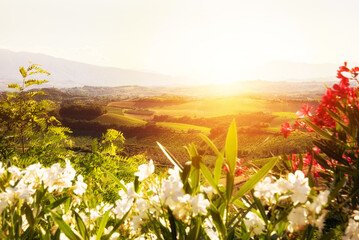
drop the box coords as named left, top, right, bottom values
left=1, top=0, right=359, bottom=83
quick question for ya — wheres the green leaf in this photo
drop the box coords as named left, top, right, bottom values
left=251, top=191, right=268, bottom=224
left=190, top=167, right=200, bottom=191
left=96, top=210, right=110, bottom=240
left=25, top=79, right=48, bottom=87
left=312, top=151, right=331, bottom=169
left=74, top=211, right=89, bottom=239
left=208, top=204, right=227, bottom=237
left=103, top=169, right=127, bottom=193
left=47, top=196, right=70, bottom=210
left=225, top=119, right=237, bottom=175
left=167, top=208, right=177, bottom=240
left=101, top=209, right=130, bottom=240
left=22, top=202, right=35, bottom=226
left=226, top=170, right=234, bottom=201
left=187, top=218, right=202, bottom=240
left=200, top=134, right=225, bottom=185
left=134, top=176, right=140, bottom=193
left=337, top=165, right=359, bottom=176
left=232, top=157, right=278, bottom=202
left=7, top=83, right=22, bottom=90
left=232, top=199, right=249, bottom=209
left=328, top=176, right=347, bottom=203
left=199, top=162, right=222, bottom=197
left=304, top=119, right=333, bottom=140
left=157, top=142, right=183, bottom=171
left=181, top=162, right=192, bottom=194
left=19, top=66, right=27, bottom=78
left=50, top=211, right=82, bottom=240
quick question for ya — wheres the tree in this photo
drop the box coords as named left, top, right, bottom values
left=0, top=63, right=71, bottom=163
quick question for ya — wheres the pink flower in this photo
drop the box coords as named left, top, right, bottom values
left=281, top=122, right=292, bottom=138
left=296, top=104, right=313, bottom=118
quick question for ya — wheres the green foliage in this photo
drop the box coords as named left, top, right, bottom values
left=59, top=104, right=106, bottom=120
left=158, top=120, right=279, bottom=239
left=0, top=63, right=73, bottom=165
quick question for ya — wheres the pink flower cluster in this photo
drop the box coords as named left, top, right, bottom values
left=223, top=158, right=248, bottom=176
left=289, top=148, right=325, bottom=178
left=281, top=62, right=359, bottom=137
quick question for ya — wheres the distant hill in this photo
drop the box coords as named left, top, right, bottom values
left=0, top=49, right=175, bottom=90
left=61, top=80, right=339, bottom=98
left=0, top=49, right=353, bottom=97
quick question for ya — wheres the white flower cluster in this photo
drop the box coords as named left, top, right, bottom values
left=159, top=167, right=210, bottom=219
left=244, top=212, right=265, bottom=235
left=343, top=210, right=359, bottom=240
left=0, top=160, right=87, bottom=214
left=254, top=171, right=311, bottom=205
left=254, top=170, right=330, bottom=233
left=112, top=161, right=211, bottom=238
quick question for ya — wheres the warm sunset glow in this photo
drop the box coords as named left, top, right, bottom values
left=1, top=0, right=358, bottom=85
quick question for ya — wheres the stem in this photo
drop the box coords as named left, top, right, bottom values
left=19, top=77, right=25, bottom=154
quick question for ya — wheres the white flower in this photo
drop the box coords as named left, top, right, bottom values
left=16, top=181, right=35, bottom=200
left=307, top=190, right=330, bottom=214
left=168, top=167, right=181, bottom=182
left=74, top=175, right=87, bottom=196
left=114, top=198, right=132, bottom=219
left=204, top=217, right=219, bottom=240
left=134, top=160, right=154, bottom=181
left=344, top=218, right=359, bottom=240
left=8, top=166, right=22, bottom=182
left=131, top=215, right=142, bottom=231
left=0, top=193, right=8, bottom=214
left=288, top=171, right=310, bottom=205
left=22, top=163, right=44, bottom=185
left=104, top=227, right=120, bottom=240
left=161, top=177, right=184, bottom=205
left=287, top=206, right=308, bottom=232
left=244, top=212, right=265, bottom=235
left=254, top=176, right=278, bottom=203
left=90, top=209, right=100, bottom=221
left=126, top=182, right=140, bottom=200
left=313, top=212, right=326, bottom=233
left=353, top=210, right=359, bottom=221
left=62, top=211, right=73, bottom=224
left=43, top=163, right=63, bottom=192
left=0, top=162, right=6, bottom=176
left=274, top=177, right=291, bottom=194
left=135, top=198, right=148, bottom=215
left=190, top=194, right=210, bottom=216
left=200, top=185, right=215, bottom=196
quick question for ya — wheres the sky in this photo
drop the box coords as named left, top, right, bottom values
left=1, top=0, right=359, bottom=84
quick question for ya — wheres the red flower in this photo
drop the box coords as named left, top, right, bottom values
left=223, top=159, right=247, bottom=176
left=296, top=104, right=313, bottom=118
left=312, top=147, right=320, bottom=153
left=281, top=122, right=292, bottom=138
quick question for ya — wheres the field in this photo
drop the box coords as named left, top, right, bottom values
left=155, top=122, right=210, bottom=134
left=105, top=106, right=124, bottom=115
left=93, top=113, right=146, bottom=127
left=58, top=94, right=317, bottom=168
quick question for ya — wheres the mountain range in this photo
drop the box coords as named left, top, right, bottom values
left=0, top=49, right=347, bottom=91
left=0, top=49, right=175, bottom=90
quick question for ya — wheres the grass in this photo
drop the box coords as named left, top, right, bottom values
left=107, top=101, right=136, bottom=108
left=93, top=113, right=147, bottom=127
left=148, top=97, right=267, bottom=117
left=270, top=111, right=298, bottom=128
left=105, top=106, right=124, bottom=115
left=272, top=112, right=298, bottom=118
left=156, top=122, right=211, bottom=134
